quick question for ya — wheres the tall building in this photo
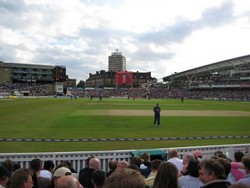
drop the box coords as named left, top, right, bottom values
left=108, top=49, right=126, bottom=72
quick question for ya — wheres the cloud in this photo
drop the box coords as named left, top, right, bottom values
left=0, top=0, right=250, bottom=83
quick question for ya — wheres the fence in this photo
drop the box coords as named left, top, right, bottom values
left=0, top=143, right=249, bottom=173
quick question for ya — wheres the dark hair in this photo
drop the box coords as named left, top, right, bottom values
left=187, top=159, right=199, bottom=178
left=2, top=159, right=14, bottom=172
left=130, top=156, right=142, bottom=168
left=217, top=157, right=231, bottom=176
left=129, top=164, right=140, bottom=172
left=30, top=159, right=42, bottom=172
left=108, top=159, right=117, bottom=170
left=153, top=162, right=178, bottom=188
left=92, top=169, right=106, bottom=188
left=234, top=151, right=244, bottom=162
left=151, top=159, right=162, bottom=171
left=43, top=160, right=55, bottom=170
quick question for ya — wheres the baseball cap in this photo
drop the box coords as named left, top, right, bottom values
left=193, top=150, right=203, bottom=158
left=53, top=167, right=71, bottom=177
left=0, top=166, right=11, bottom=178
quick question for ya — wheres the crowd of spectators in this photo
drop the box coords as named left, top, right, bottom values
left=0, top=82, right=54, bottom=96
left=69, top=87, right=250, bottom=101
left=1, top=82, right=250, bottom=101
left=1, top=150, right=250, bottom=188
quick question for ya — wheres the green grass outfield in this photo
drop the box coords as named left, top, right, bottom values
left=0, top=97, right=249, bottom=153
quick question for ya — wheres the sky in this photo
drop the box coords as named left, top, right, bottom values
left=0, top=0, right=250, bottom=83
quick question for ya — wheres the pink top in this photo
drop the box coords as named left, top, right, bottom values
left=230, top=162, right=245, bottom=181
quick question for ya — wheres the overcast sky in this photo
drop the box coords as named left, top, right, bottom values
left=1, top=0, right=250, bottom=82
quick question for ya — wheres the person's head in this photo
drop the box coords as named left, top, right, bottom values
left=151, top=159, right=162, bottom=172
left=56, top=175, right=82, bottom=188
left=229, top=182, right=250, bottom=188
left=43, top=160, right=55, bottom=172
left=10, top=168, right=33, bottom=188
left=92, top=169, right=106, bottom=188
left=85, top=155, right=95, bottom=168
left=128, top=164, right=140, bottom=172
left=89, top=158, right=101, bottom=170
left=242, top=155, right=250, bottom=173
left=30, top=159, right=42, bottom=172
left=187, top=158, right=200, bottom=178
left=61, top=160, right=72, bottom=168
left=116, top=160, right=129, bottom=171
left=53, top=167, right=72, bottom=178
left=198, top=159, right=226, bottom=184
left=153, top=162, right=178, bottom=188
left=182, top=153, right=195, bottom=165
left=0, top=166, right=11, bottom=187
left=130, top=156, right=142, bottom=168
left=141, top=152, right=150, bottom=163
left=217, top=157, right=231, bottom=177
left=104, top=168, right=146, bottom=188
left=168, top=149, right=178, bottom=158
left=214, top=150, right=223, bottom=157
left=52, top=166, right=72, bottom=185
left=234, top=151, right=245, bottom=162
left=2, top=159, right=14, bottom=172
left=193, top=150, right=203, bottom=160
left=108, top=159, right=117, bottom=171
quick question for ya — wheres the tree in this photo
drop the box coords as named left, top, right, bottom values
left=77, top=80, right=85, bottom=87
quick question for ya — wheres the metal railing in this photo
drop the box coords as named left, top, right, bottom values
left=0, top=143, right=249, bottom=173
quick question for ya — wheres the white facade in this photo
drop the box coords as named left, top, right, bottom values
left=108, top=50, right=126, bottom=72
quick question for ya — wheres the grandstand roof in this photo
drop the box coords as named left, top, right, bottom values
left=0, top=61, right=54, bottom=69
left=163, top=54, right=250, bottom=81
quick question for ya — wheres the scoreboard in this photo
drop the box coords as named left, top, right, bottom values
left=54, top=66, right=66, bottom=82
left=116, top=71, right=133, bottom=86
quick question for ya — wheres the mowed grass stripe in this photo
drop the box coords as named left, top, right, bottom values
left=71, top=110, right=250, bottom=116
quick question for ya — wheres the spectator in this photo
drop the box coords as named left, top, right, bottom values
left=129, top=164, right=141, bottom=172
left=61, top=160, right=77, bottom=173
left=2, top=160, right=14, bottom=173
left=231, top=151, right=245, bottom=182
left=145, top=159, right=162, bottom=188
left=92, top=169, right=106, bottom=188
left=106, top=159, right=117, bottom=177
left=30, top=159, right=50, bottom=188
left=46, top=167, right=72, bottom=188
left=199, top=159, right=230, bottom=188
left=116, top=160, right=129, bottom=171
left=229, top=183, right=250, bottom=188
left=0, top=166, right=10, bottom=188
left=10, top=168, right=33, bottom=188
left=179, top=158, right=203, bottom=188
left=140, top=152, right=151, bottom=178
left=79, top=157, right=100, bottom=188
left=104, top=168, right=146, bottom=188
left=40, top=160, right=55, bottom=179
left=236, top=155, right=250, bottom=186
left=179, top=153, right=195, bottom=177
left=214, top=150, right=224, bottom=158
left=193, top=150, right=203, bottom=161
left=167, top=149, right=183, bottom=172
left=79, top=155, right=95, bottom=175
left=130, top=156, right=142, bottom=169
left=217, top=157, right=234, bottom=184
left=153, top=161, right=178, bottom=188
left=56, top=175, right=82, bottom=188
